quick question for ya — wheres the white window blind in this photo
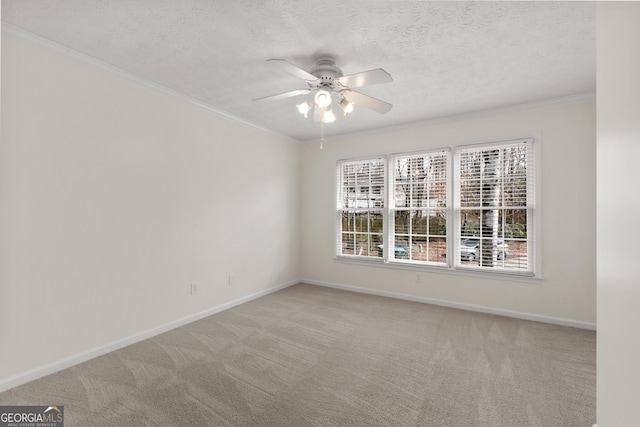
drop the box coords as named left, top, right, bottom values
left=389, top=150, right=450, bottom=265
left=454, top=139, right=535, bottom=274
left=336, top=158, right=386, bottom=258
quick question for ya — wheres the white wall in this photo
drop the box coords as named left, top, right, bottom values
left=596, top=3, right=640, bottom=426
left=300, top=98, right=596, bottom=325
left=0, top=29, right=300, bottom=385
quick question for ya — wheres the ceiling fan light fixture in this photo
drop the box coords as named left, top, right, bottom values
left=296, top=101, right=311, bottom=118
left=339, top=98, right=354, bottom=116
left=314, top=90, right=332, bottom=109
left=321, top=108, right=336, bottom=123
left=255, top=57, right=392, bottom=131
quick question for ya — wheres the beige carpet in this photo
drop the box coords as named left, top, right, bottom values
left=0, top=283, right=595, bottom=426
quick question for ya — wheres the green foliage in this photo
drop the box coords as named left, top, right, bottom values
left=429, top=215, right=447, bottom=236
left=341, top=214, right=384, bottom=233
left=461, top=220, right=526, bottom=239
left=503, top=223, right=527, bottom=239
left=461, top=222, right=480, bottom=237
left=392, top=213, right=448, bottom=240
left=371, top=215, right=383, bottom=233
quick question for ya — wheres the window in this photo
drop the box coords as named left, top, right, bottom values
left=454, top=139, right=535, bottom=275
left=336, top=138, right=537, bottom=277
left=336, top=158, right=386, bottom=258
left=389, top=150, right=449, bottom=265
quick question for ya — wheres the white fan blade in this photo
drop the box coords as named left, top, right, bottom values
left=253, top=89, right=311, bottom=103
left=337, top=68, right=392, bottom=88
left=268, top=59, right=317, bottom=81
left=342, top=90, right=392, bottom=114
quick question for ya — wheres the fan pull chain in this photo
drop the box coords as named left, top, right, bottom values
left=320, top=122, right=325, bottom=150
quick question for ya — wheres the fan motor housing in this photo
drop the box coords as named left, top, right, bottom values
left=310, top=56, right=343, bottom=87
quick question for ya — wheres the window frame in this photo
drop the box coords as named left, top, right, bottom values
left=334, top=136, right=542, bottom=281
left=335, top=156, right=387, bottom=260
left=387, top=149, right=451, bottom=267
left=452, top=138, right=537, bottom=277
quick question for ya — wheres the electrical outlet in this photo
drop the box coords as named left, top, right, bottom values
left=416, top=274, right=422, bottom=283
left=190, top=282, right=199, bottom=295
left=228, top=274, right=236, bottom=286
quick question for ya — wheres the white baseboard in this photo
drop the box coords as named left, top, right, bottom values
left=0, top=280, right=298, bottom=393
left=1, top=277, right=595, bottom=393
left=302, top=279, right=597, bottom=330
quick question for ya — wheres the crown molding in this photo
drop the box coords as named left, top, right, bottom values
left=1, top=23, right=299, bottom=144
left=301, top=91, right=596, bottom=144
left=2, top=22, right=594, bottom=146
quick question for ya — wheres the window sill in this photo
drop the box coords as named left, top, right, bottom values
left=333, top=256, right=543, bottom=284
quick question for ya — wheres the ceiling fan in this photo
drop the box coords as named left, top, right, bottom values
left=253, top=56, right=393, bottom=123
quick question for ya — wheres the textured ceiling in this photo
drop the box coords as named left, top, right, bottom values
left=1, top=1, right=596, bottom=142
